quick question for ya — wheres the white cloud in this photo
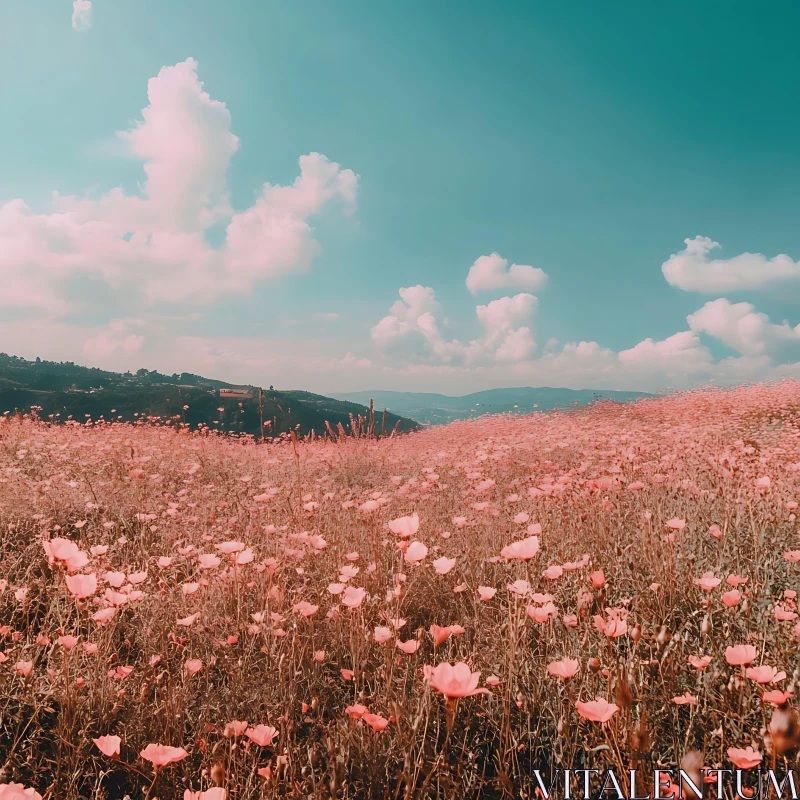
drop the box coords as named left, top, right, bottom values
left=662, top=236, right=800, bottom=293
left=688, top=298, right=800, bottom=360
left=0, top=59, right=358, bottom=313
left=72, top=0, right=91, bottom=31
left=618, top=330, right=713, bottom=375
left=465, top=252, right=548, bottom=295
left=372, top=287, right=538, bottom=366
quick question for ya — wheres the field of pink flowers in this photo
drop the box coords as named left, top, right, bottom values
left=1, top=382, right=799, bottom=799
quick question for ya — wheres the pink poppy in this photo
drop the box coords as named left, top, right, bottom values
left=65, top=572, right=98, bottom=599
left=589, top=570, right=606, bottom=589
left=245, top=725, right=278, bottom=747
left=721, top=590, right=741, bottom=607
left=396, top=639, right=419, bottom=654
left=727, top=746, right=762, bottom=769
left=693, top=572, right=721, bottom=592
left=140, top=743, right=188, bottom=768
left=477, top=586, right=497, bottom=601
left=345, top=704, right=368, bottom=719
left=93, top=735, right=121, bottom=757
left=425, top=662, right=490, bottom=699
left=341, top=586, right=366, bottom=608
left=374, top=626, right=392, bottom=644
left=745, top=665, right=786, bottom=685
left=762, top=690, right=794, bottom=705
left=547, top=657, right=579, bottom=680
left=725, top=645, right=758, bottom=666
left=500, top=536, right=540, bottom=561
left=672, top=692, right=697, bottom=706
left=0, top=783, right=43, bottom=799
left=688, top=655, right=712, bottom=670
left=223, top=721, right=248, bottom=737
left=388, top=514, right=419, bottom=538
left=184, top=659, right=203, bottom=675
left=575, top=698, right=618, bottom=723
left=363, top=713, right=390, bottom=731
left=432, top=557, right=456, bottom=575
left=404, top=541, right=428, bottom=565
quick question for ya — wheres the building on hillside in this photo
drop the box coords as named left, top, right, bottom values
left=218, top=387, right=253, bottom=399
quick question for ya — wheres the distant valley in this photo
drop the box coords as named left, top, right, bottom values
left=331, top=387, right=653, bottom=426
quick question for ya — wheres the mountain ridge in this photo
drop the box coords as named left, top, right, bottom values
left=331, top=386, right=654, bottom=426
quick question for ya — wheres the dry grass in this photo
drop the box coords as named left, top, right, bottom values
left=0, top=382, right=799, bottom=798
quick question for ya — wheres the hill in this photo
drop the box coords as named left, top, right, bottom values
left=0, top=353, right=418, bottom=438
left=331, top=386, right=653, bottom=425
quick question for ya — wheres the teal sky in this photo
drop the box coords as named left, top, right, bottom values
left=1, top=0, right=799, bottom=393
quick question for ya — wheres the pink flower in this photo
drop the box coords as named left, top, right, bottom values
left=477, top=586, right=497, bottom=601
left=93, top=735, right=121, bottom=757
left=184, top=659, right=203, bottom=675
left=727, top=746, right=762, bottom=769
left=425, top=662, right=491, bottom=699
left=547, top=657, right=579, bottom=680
left=404, top=541, right=428, bottom=565
left=721, top=590, right=741, bottom=607
left=345, top=704, right=368, bottom=719
left=363, top=713, right=390, bottom=731
left=223, top=721, right=248, bottom=738
left=725, top=644, right=758, bottom=666
left=432, top=557, right=456, bottom=575
left=688, top=655, right=712, bottom=671
left=65, top=572, right=98, bottom=599
left=396, top=639, right=419, bottom=654
left=388, top=514, right=420, bottom=538
left=341, top=586, right=366, bottom=608
left=575, top=698, right=618, bottom=723
left=14, top=661, right=33, bottom=678
left=500, top=536, right=540, bottom=561
left=374, top=626, right=392, bottom=644
left=589, top=570, right=606, bottom=589
left=672, top=692, right=697, bottom=706
left=693, top=572, right=721, bottom=592
left=0, top=783, right=43, bottom=799
left=140, top=743, right=188, bottom=768
left=184, top=789, right=226, bottom=800
left=245, top=725, right=278, bottom=747
left=745, top=665, right=786, bottom=685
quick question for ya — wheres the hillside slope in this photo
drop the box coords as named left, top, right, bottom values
left=0, top=353, right=418, bottom=437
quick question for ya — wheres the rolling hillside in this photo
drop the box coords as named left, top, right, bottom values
left=0, top=353, right=418, bottom=438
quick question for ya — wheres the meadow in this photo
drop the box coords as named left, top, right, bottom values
left=0, top=382, right=799, bottom=799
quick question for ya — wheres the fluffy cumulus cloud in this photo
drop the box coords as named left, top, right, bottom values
left=688, top=298, right=800, bottom=360
left=71, top=0, right=92, bottom=31
left=618, top=331, right=713, bottom=375
left=371, top=287, right=538, bottom=367
left=465, top=252, right=548, bottom=295
left=0, top=58, right=357, bottom=314
left=662, top=236, right=800, bottom=293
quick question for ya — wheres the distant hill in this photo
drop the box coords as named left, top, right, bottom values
left=331, top=387, right=653, bottom=426
left=0, top=353, right=418, bottom=438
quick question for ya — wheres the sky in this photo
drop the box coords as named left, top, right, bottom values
left=1, top=1, right=800, bottom=395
